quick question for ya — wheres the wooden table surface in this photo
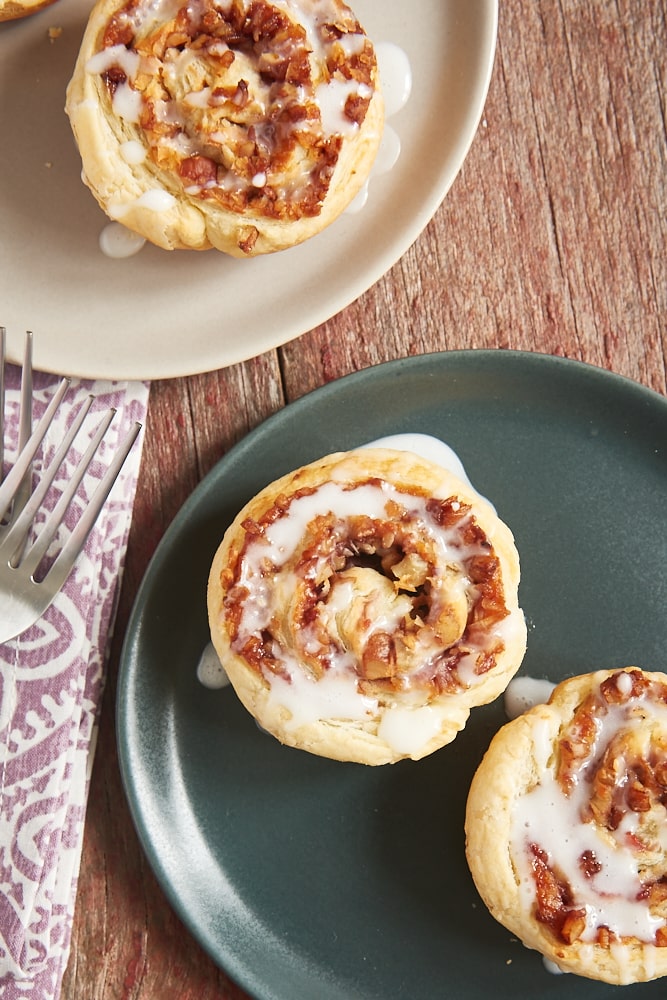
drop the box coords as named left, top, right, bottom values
left=61, top=1, right=666, bottom=997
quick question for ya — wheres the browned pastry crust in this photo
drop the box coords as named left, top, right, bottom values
left=465, top=667, right=667, bottom=985
left=65, top=0, right=383, bottom=255
left=0, top=0, right=58, bottom=20
left=207, top=448, right=527, bottom=764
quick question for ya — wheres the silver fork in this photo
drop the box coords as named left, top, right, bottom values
left=0, top=330, right=142, bottom=644
left=1, top=328, right=34, bottom=539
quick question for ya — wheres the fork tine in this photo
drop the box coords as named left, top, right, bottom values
left=0, top=328, right=33, bottom=482
left=16, top=403, right=114, bottom=576
left=18, top=332, right=33, bottom=452
left=14, top=331, right=35, bottom=515
left=6, top=332, right=36, bottom=557
left=0, top=376, right=70, bottom=523
left=34, top=419, right=142, bottom=595
left=1, top=394, right=95, bottom=566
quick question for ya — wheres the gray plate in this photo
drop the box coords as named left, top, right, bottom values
left=118, top=350, right=667, bottom=999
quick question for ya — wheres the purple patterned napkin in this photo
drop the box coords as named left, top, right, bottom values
left=0, top=366, right=149, bottom=999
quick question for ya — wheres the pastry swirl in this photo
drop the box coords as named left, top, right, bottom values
left=207, top=448, right=527, bottom=765
left=465, top=667, right=667, bottom=984
left=65, top=0, right=383, bottom=255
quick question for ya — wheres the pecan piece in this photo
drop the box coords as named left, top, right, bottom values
left=237, top=226, right=259, bottom=254
left=179, top=154, right=218, bottom=187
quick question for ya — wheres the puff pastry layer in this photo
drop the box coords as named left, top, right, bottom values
left=465, top=667, right=667, bottom=985
left=65, top=0, right=383, bottom=255
left=0, top=0, right=58, bottom=20
left=207, top=448, right=527, bottom=765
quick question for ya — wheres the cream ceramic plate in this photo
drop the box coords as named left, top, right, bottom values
left=0, top=0, right=497, bottom=380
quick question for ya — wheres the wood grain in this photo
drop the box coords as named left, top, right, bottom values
left=61, top=2, right=667, bottom=997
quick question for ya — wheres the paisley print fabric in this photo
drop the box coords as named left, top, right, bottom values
left=0, top=365, right=148, bottom=998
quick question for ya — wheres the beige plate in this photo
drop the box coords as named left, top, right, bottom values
left=0, top=0, right=497, bottom=380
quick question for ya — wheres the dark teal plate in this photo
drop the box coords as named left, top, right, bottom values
left=118, top=350, right=667, bottom=999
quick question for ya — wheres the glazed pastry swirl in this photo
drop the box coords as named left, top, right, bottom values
left=66, top=0, right=383, bottom=255
left=208, top=448, right=527, bottom=765
left=466, top=667, right=667, bottom=985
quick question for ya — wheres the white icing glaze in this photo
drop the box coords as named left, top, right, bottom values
left=362, top=432, right=495, bottom=511
left=616, top=669, right=634, bottom=696
left=122, top=0, right=183, bottom=34
left=265, top=664, right=377, bottom=729
left=316, top=77, right=368, bottom=137
left=456, top=612, right=521, bottom=688
left=99, top=222, right=146, bottom=258
left=108, top=189, right=177, bottom=219
left=344, top=42, right=411, bottom=215
left=85, top=46, right=143, bottom=122
left=363, top=433, right=476, bottom=492
left=209, top=434, right=522, bottom=759
left=344, top=183, right=369, bottom=214
left=226, top=440, right=524, bottom=755
left=94, top=0, right=379, bottom=149
left=234, top=478, right=488, bottom=651
left=136, top=189, right=177, bottom=211
left=336, top=31, right=366, bottom=57
left=543, top=957, right=566, bottom=975
left=256, top=480, right=440, bottom=567
left=86, top=44, right=140, bottom=78
left=376, top=41, right=413, bottom=117
left=94, top=13, right=413, bottom=251
left=504, top=676, right=555, bottom=720
left=112, top=81, right=143, bottom=123
left=372, top=125, right=402, bottom=176
left=376, top=703, right=444, bottom=756
left=120, top=139, right=147, bottom=164
left=345, top=125, right=401, bottom=214
left=511, top=678, right=667, bottom=943
left=197, top=642, right=231, bottom=688
left=183, top=88, right=213, bottom=109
